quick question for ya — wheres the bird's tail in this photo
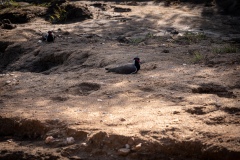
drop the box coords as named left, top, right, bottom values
left=105, top=68, right=112, bottom=72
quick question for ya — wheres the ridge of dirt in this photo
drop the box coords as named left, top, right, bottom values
left=0, top=117, right=239, bottom=160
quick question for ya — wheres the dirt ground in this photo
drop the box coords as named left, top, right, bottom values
left=0, top=1, right=240, bottom=160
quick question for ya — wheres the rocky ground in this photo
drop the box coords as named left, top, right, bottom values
left=0, top=1, right=240, bottom=160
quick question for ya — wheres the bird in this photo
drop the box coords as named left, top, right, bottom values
left=42, top=31, right=55, bottom=42
left=105, top=57, right=140, bottom=74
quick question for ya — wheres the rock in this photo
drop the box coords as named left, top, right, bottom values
left=173, top=118, right=179, bottom=122
left=80, top=142, right=87, bottom=147
left=45, top=136, right=54, bottom=144
left=69, top=156, right=82, bottom=160
left=118, top=148, right=130, bottom=156
left=125, top=144, right=130, bottom=149
left=173, top=111, right=180, bottom=114
left=132, top=143, right=142, bottom=151
left=66, top=137, right=75, bottom=145
left=5, top=80, right=11, bottom=84
left=120, top=118, right=126, bottom=122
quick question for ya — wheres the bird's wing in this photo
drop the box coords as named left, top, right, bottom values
left=108, top=63, right=137, bottom=74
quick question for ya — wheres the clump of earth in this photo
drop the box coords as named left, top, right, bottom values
left=0, top=1, right=240, bottom=160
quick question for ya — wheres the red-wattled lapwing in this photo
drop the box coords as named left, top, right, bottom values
left=42, top=31, right=55, bottom=42
left=105, top=57, right=140, bottom=74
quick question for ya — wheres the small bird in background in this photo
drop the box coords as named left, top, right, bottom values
left=42, top=31, right=55, bottom=42
left=105, top=57, right=140, bottom=74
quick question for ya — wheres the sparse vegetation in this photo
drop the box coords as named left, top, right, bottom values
left=50, top=5, right=67, bottom=23
left=183, top=32, right=207, bottom=43
left=0, top=0, right=19, bottom=9
left=130, top=37, right=144, bottom=45
left=37, top=2, right=51, bottom=7
left=129, top=32, right=155, bottom=45
left=192, top=51, right=204, bottom=63
left=174, top=32, right=207, bottom=45
left=213, top=44, right=239, bottom=54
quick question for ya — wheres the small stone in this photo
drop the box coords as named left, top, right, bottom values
left=45, top=136, right=54, bottom=144
left=80, top=142, right=87, bottom=147
left=97, top=99, right=103, bottom=102
left=173, top=118, right=179, bottom=122
left=118, top=148, right=130, bottom=156
left=173, top=111, right=180, bottom=114
left=69, top=156, right=82, bottom=160
left=66, top=137, right=75, bottom=145
left=132, top=143, right=142, bottom=151
left=5, top=80, right=11, bottom=84
left=125, top=144, right=130, bottom=149
left=120, top=118, right=126, bottom=122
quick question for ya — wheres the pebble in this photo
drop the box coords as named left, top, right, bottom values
left=118, top=148, right=130, bottom=156
left=45, top=136, right=54, bottom=144
left=125, top=144, right=130, bottom=149
left=173, top=118, right=179, bottom=122
left=132, top=143, right=142, bottom=151
left=97, top=99, right=103, bottom=102
left=5, top=80, right=11, bottom=84
left=173, top=111, right=180, bottom=114
left=80, top=142, right=87, bottom=147
left=66, top=137, right=75, bottom=145
left=120, top=118, right=126, bottom=122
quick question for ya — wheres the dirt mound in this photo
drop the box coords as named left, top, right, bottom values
left=1, top=117, right=239, bottom=160
left=0, top=5, right=46, bottom=23
left=47, top=2, right=93, bottom=23
left=192, top=83, right=236, bottom=98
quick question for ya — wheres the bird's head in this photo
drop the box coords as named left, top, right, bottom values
left=133, top=57, right=140, bottom=63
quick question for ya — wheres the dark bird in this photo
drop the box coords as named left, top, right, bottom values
left=105, top=57, right=140, bottom=74
left=42, top=31, right=55, bottom=42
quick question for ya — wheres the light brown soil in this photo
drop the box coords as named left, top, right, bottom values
left=0, top=1, right=240, bottom=160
